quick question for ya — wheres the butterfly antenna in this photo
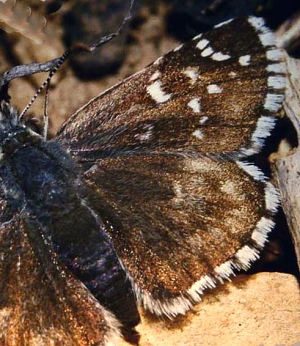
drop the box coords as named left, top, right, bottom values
left=19, top=0, right=135, bottom=127
left=42, top=76, right=50, bottom=140
left=90, top=0, right=134, bottom=51
left=19, top=50, right=71, bottom=121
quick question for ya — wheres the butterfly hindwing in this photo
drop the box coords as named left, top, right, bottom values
left=82, top=154, right=279, bottom=316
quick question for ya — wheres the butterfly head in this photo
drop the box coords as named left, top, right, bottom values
left=0, top=101, right=41, bottom=156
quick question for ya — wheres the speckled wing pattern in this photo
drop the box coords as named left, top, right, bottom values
left=0, top=209, right=120, bottom=345
left=57, top=18, right=286, bottom=317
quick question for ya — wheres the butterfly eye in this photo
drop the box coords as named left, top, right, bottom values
left=1, top=128, right=29, bottom=154
left=2, top=137, right=19, bottom=154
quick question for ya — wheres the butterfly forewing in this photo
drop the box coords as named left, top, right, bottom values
left=57, top=17, right=285, bottom=160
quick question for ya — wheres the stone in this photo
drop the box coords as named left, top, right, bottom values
left=121, top=273, right=300, bottom=346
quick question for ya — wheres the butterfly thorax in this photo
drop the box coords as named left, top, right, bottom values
left=0, top=117, right=74, bottom=212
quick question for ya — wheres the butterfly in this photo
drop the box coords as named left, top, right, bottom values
left=0, top=16, right=285, bottom=345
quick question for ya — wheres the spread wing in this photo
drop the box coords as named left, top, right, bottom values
left=56, top=17, right=285, bottom=317
left=0, top=209, right=120, bottom=345
left=57, top=17, right=285, bottom=160
left=81, top=154, right=278, bottom=316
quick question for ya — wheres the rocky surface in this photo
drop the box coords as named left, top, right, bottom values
left=121, top=273, right=300, bottom=346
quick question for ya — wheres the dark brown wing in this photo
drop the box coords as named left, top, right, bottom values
left=82, top=154, right=278, bottom=317
left=56, top=17, right=285, bottom=317
left=57, top=17, right=285, bottom=160
left=0, top=210, right=120, bottom=345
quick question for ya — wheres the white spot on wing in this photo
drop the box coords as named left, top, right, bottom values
left=247, top=16, right=265, bottom=30
left=239, top=55, right=251, bottom=66
left=236, top=161, right=266, bottom=182
left=188, top=275, right=216, bottom=298
left=211, top=52, right=231, bottom=61
left=214, top=18, right=233, bottom=28
left=264, top=182, right=280, bottom=213
left=192, top=33, right=202, bottom=41
left=266, top=63, right=286, bottom=73
left=239, top=115, right=277, bottom=156
left=154, top=56, right=163, bottom=65
left=199, top=116, right=208, bottom=124
left=135, top=284, right=193, bottom=318
left=196, top=39, right=209, bottom=50
left=174, top=43, right=184, bottom=52
left=213, top=261, right=234, bottom=282
left=268, top=76, right=286, bottom=89
left=201, top=47, right=214, bottom=57
left=183, top=68, right=199, bottom=84
left=207, top=84, right=223, bottom=94
left=220, top=181, right=237, bottom=195
left=264, top=93, right=285, bottom=111
left=149, top=71, right=161, bottom=81
left=247, top=17, right=275, bottom=47
left=258, top=32, right=275, bottom=46
left=251, top=226, right=269, bottom=247
left=187, top=98, right=201, bottom=113
left=234, top=245, right=260, bottom=269
left=147, top=81, right=172, bottom=103
left=252, top=115, right=276, bottom=141
left=266, top=49, right=284, bottom=61
left=192, top=129, right=203, bottom=140
left=135, top=125, right=154, bottom=143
